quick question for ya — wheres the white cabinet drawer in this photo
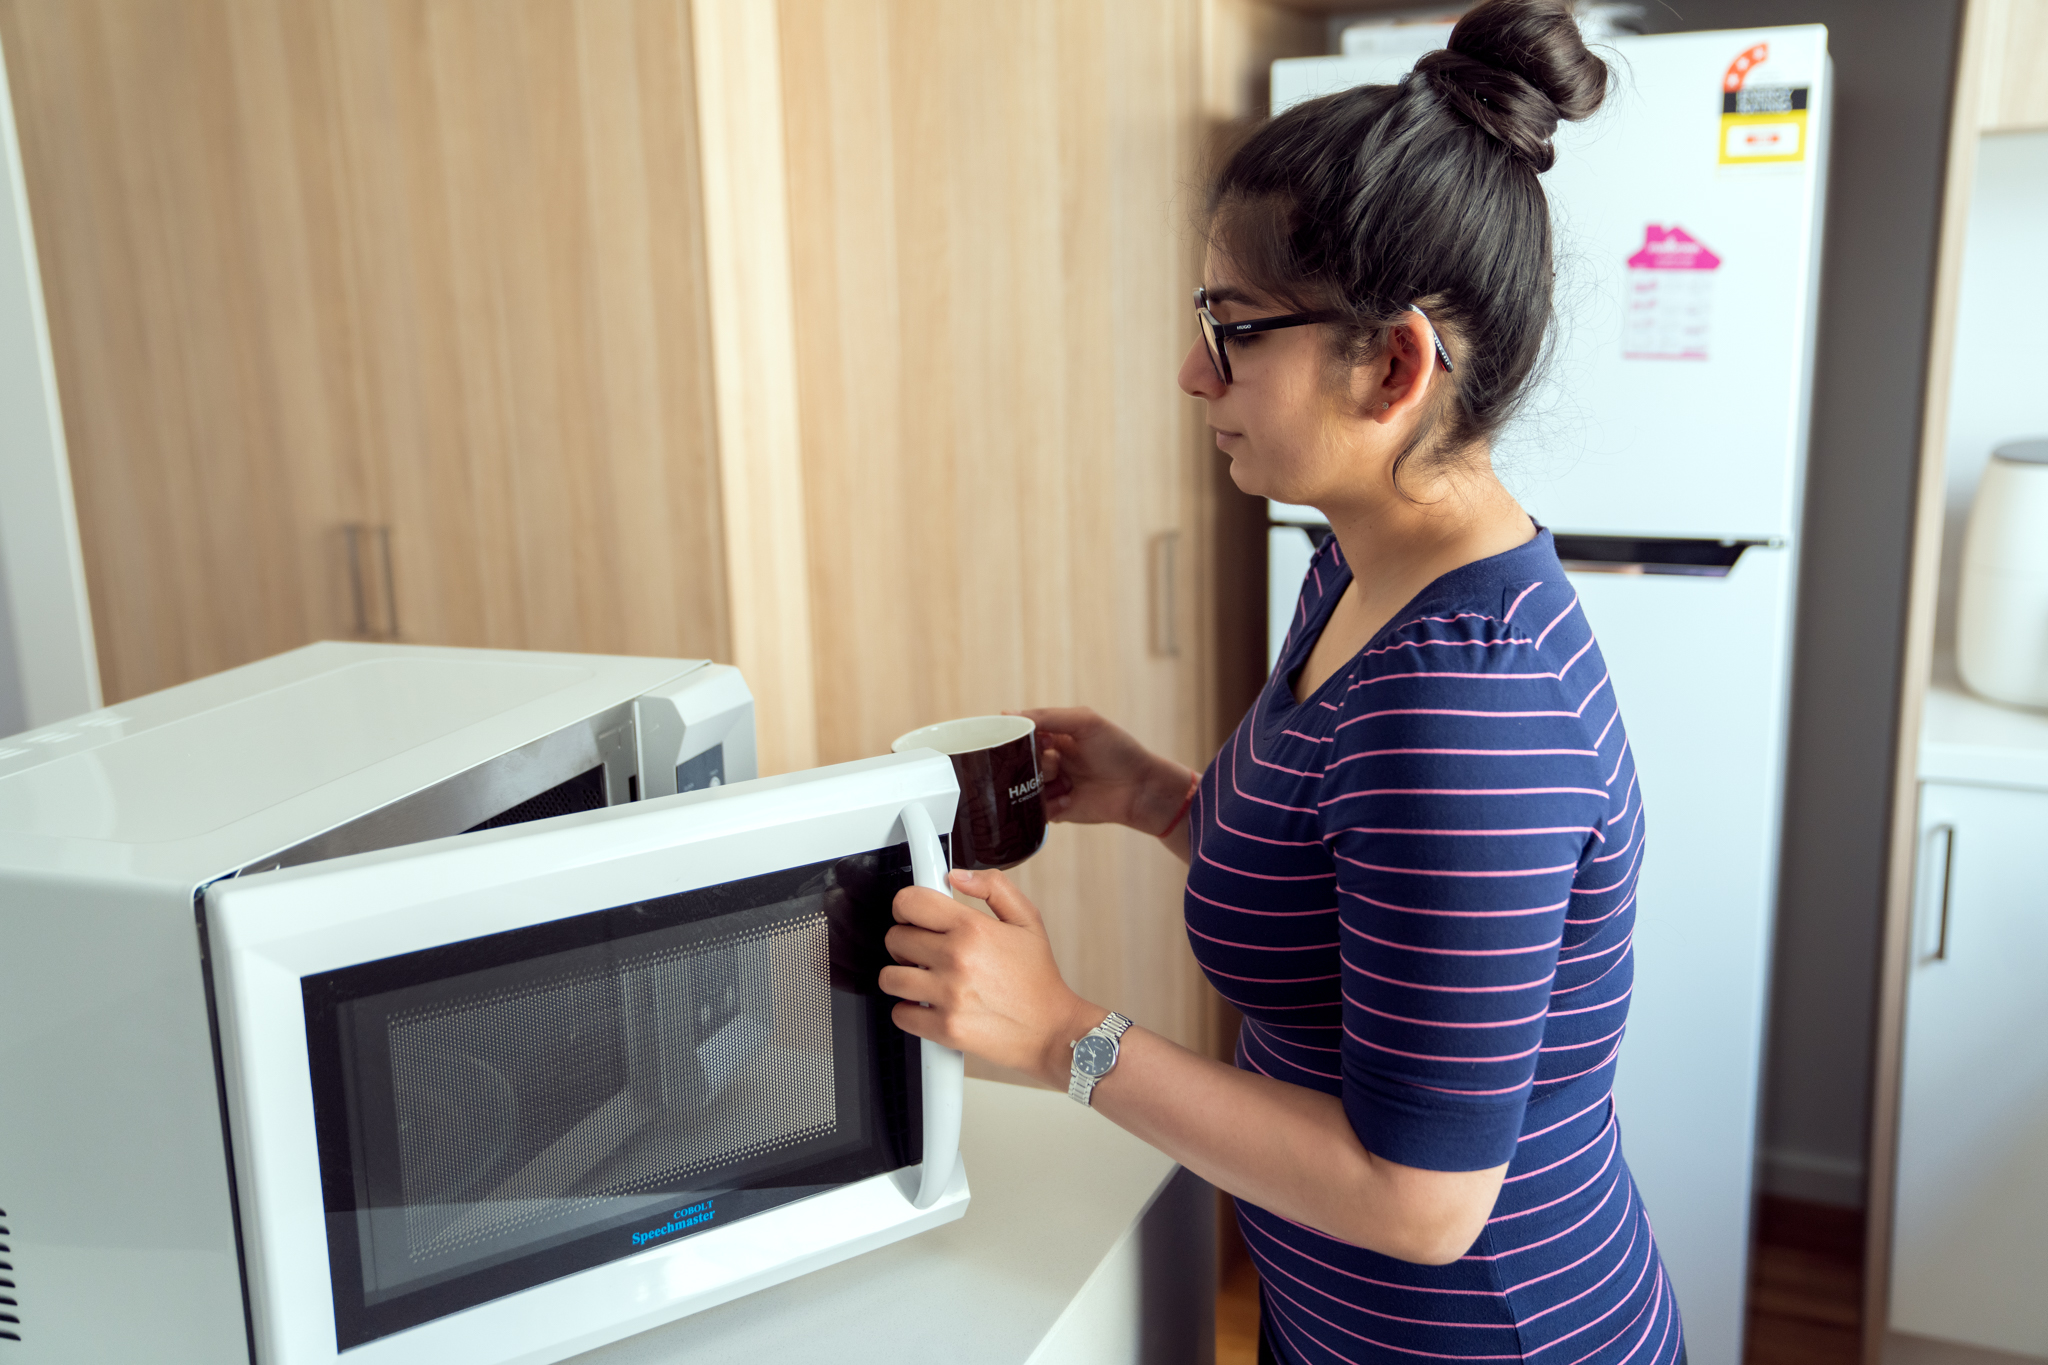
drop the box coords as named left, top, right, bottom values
left=1891, top=781, right=2048, bottom=1356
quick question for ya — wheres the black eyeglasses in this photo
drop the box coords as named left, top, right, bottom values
left=1193, top=287, right=1455, bottom=385
left=1194, top=287, right=1330, bottom=385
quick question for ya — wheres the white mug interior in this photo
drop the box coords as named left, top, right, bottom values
left=890, top=714, right=1035, bottom=756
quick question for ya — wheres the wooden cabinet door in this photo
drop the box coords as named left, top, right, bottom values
left=1980, top=0, right=2048, bottom=130
left=0, top=0, right=731, bottom=703
left=0, top=0, right=375, bottom=702
left=336, top=1, right=730, bottom=666
left=1891, top=780, right=2048, bottom=1355
left=777, top=0, right=1223, bottom=1056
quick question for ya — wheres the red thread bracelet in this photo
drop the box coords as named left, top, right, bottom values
left=1157, top=772, right=1201, bottom=839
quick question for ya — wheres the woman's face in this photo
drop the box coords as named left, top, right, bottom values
left=1178, top=251, right=1364, bottom=508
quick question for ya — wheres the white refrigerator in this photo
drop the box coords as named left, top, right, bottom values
left=1271, top=27, right=1830, bottom=1365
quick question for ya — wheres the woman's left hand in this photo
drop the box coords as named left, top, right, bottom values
left=881, top=868, right=1104, bottom=1087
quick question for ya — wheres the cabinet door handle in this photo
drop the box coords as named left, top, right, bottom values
left=1150, top=530, right=1179, bottom=658
left=344, top=524, right=400, bottom=640
left=345, top=524, right=371, bottom=638
left=1918, top=823, right=1955, bottom=964
left=377, top=526, right=400, bottom=641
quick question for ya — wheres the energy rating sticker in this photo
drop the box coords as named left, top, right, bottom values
left=1623, top=225, right=1721, bottom=361
left=1719, top=42, right=1809, bottom=165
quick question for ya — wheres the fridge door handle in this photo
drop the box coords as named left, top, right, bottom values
left=1551, top=534, right=1781, bottom=578
left=900, top=800, right=964, bottom=1209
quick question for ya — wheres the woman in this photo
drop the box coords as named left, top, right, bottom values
left=877, top=2, right=1678, bottom=1361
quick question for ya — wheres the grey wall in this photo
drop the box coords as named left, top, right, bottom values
left=1631, top=0, right=1965, bottom=1206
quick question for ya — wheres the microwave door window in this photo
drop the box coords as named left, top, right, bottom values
left=302, top=847, right=922, bottom=1349
left=349, top=907, right=836, bottom=1294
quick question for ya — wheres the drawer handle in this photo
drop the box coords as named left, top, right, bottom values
left=1918, top=823, right=1955, bottom=964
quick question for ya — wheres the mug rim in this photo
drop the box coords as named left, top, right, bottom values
left=889, top=714, right=1035, bottom=756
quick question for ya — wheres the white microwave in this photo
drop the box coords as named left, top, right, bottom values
left=0, top=643, right=968, bottom=1364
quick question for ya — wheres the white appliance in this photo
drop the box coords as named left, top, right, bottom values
left=0, top=29, right=99, bottom=733
left=1335, top=3, right=1645, bottom=60
left=0, top=642, right=969, bottom=1364
left=1272, top=27, right=1830, bottom=1365
left=1957, top=437, right=2048, bottom=707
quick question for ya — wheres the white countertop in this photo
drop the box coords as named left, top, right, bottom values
left=567, top=1078, right=1212, bottom=1365
left=1921, top=669, right=2048, bottom=791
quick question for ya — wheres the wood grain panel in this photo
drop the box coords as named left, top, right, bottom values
left=0, top=0, right=351, bottom=702
left=0, top=0, right=730, bottom=702
left=1864, top=1, right=1995, bottom=1359
left=780, top=0, right=1217, bottom=1052
left=1203, top=0, right=1323, bottom=129
left=1980, top=0, right=2048, bottom=130
left=692, top=0, right=816, bottom=775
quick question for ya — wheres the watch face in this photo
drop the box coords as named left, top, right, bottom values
left=1074, top=1034, right=1117, bottom=1077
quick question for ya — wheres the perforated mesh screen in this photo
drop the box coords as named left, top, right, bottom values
left=464, top=765, right=607, bottom=833
left=381, top=913, right=836, bottom=1270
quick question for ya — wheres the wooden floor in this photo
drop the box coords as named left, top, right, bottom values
left=1218, top=1225, right=1260, bottom=1365
left=1215, top=1196, right=1865, bottom=1365
left=1746, top=1198, right=1865, bottom=1365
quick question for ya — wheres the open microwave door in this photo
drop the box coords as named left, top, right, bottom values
left=206, top=751, right=967, bottom=1365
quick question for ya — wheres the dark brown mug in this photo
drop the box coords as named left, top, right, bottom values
left=891, top=715, right=1046, bottom=871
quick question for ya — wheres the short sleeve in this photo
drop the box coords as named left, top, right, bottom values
left=1322, top=604, right=1608, bottom=1171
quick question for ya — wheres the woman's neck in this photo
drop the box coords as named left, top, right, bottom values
left=1321, top=465, right=1534, bottom=604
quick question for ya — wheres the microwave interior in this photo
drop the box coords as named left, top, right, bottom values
left=232, top=698, right=723, bottom=879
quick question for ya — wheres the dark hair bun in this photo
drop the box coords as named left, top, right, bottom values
left=1412, top=0, right=1609, bottom=171
left=1205, top=0, right=1613, bottom=472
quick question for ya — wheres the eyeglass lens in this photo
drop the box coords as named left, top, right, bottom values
left=1196, top=293, right=1231, bottom=385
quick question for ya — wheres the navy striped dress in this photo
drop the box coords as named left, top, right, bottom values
left=1187, top=528, right=1682, bottom=1365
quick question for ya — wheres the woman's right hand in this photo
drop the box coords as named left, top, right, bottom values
left=1015, top=707, right=1195, bottom=839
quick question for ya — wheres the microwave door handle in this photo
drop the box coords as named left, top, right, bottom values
left=900, top=800, right=965, bottom=1209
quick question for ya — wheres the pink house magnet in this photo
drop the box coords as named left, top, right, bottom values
left=1623, top=225, right=1721, bottom=361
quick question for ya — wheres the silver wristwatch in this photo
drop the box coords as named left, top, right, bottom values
left=1067, top=1012, right=1134, bottom=1106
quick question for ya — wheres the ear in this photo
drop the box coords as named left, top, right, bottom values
left=1363, top=310, right=1443, bottom=422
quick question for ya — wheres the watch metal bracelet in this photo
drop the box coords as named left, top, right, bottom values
left=1067, top=1011, right=1134, bottom=1106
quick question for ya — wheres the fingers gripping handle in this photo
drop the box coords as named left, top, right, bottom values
left=901, top=801, right=964, bottom=1209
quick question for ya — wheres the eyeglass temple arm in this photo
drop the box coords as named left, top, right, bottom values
left=1195, top=289, right=1452, bottom=373
left=1409, top=305, right=1455, bottom=373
